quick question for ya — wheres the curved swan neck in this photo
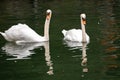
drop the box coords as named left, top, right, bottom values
left=44, top=10, right=52, bottom=41
left=81, top=16, right=87, bottom=42
left=44, top=19, right=50, bottom=40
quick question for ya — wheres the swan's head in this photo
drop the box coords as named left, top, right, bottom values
left=80, top=13, right=86, bottom=25
left=46, top=9, right=52, bottom=20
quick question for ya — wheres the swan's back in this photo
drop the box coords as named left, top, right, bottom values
left=62, top=29, right=89, bottom=42
left=5, top=23, right=44, bottom=42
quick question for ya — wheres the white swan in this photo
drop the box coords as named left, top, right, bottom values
left=0, top=9, right=52, bottom=43
left=62, top=13, right=90, bottom=43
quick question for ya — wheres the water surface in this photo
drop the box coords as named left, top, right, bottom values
left=0, top=0, right=120, bottom=80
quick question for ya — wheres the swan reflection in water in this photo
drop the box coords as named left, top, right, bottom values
left=2, top=42, right=54, bottom=75
left=2, top=42, right=41, bottom=60
left=63, top=40, right=89, bottom=77
left=81, top=42, right=88, bottom=77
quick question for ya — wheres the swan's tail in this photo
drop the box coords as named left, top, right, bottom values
left=62, top=29, right=67, bottom=36
left=0, top=32, right=4, bottom=35
left=0, top=32, right=5, bottom=38
left=0, top=32, right=2, bottom=35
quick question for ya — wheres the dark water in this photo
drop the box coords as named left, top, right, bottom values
left=0, top=0, right=120, bottom=80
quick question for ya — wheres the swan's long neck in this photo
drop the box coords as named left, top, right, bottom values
left=81, top=17, right=87, bottom=42
left=43, top=9, right=52, bottom=41
left=44, top=16, right=51, bottom=41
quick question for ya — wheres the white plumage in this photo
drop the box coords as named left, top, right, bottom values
left=2, top=23, right=45, bottom=42
left=0, top=9, right=52, bottom=44
left=62, top=29, right=89, bottom=42
left=62, top=13, right=90, bottom=43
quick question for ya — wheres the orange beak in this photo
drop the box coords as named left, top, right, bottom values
left=82, top=18, right=86, bottom=25
left=46, top=12, right=50, bottom=20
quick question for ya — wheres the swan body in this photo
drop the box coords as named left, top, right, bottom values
left=62, top=29, right=89, bottom=42
left=0, top=23, right=45, bottom=42
left=62, top=13, right=90, bottom=43
left=0, top=9, right=52, bottom=43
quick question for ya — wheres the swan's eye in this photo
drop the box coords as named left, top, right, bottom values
left=82, top=18, right=86, bottom=25
left=46, top=12, right=50, bottom=16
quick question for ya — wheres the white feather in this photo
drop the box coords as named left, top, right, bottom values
left=0, top=9, right=52, bottom=43
left=62, top=13, right=90, bottom=43
left=62, top=29, right=89, bottom=42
